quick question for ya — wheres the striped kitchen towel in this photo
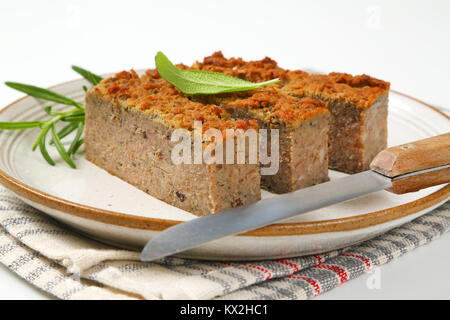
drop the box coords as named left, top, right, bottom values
left=0, top=186, right=449, bottom=300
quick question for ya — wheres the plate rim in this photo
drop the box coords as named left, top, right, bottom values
left=0, top=80, right=449, bottom=237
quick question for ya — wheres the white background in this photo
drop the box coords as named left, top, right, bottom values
left=0, top=0, right=449, bottom=299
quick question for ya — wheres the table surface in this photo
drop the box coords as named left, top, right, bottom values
left=1, top=232, right=449, bottom=300
left=0, top=0, right=449, bottom=300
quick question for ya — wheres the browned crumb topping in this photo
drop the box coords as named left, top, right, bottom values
left=92, top=51, right=387, bottom=136
left=195, top=52, right=390, bottom=109
left=191, top=51, right=287, bottom=83
left=220, top=88, right=328, bottom=126
left=94, top=69, right=258, bottom=135
left=187, top=52, right=329, bottom=125
left=283, top=71, right=390, bottom=109
left=94, top=66, right=327, bottom=133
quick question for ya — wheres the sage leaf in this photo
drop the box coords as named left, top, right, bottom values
left=155, top=51, right=280, bottom=95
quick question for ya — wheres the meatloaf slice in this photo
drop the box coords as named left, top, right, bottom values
left=193, top=51, right=390, bottom=174
left=85, top=70, right=260, bottom=216
left=193, top=88, right=330, bottom=193
left=227, top=91, right=329, bottom=193
left=282, top=71, right=389, bottom=173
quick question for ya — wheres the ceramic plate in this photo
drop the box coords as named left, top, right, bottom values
left=0, top=78, right=449, bottom=260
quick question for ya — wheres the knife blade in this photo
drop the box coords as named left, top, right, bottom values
left=141, top=171, right=392, bottom=261
left=141, top=133, right=450, bottom=262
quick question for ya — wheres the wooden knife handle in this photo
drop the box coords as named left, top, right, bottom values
left=370, top=133, right=450, bottom=194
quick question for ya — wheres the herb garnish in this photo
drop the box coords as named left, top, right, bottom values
left=0, top=52, right=279, bottom=168
left=155, top=51, right=280, bottom=94
left=71, top=66, right=103, bottom=86
left=0, top=66, right=103, bottom=168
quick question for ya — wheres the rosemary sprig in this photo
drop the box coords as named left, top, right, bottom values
left=0, top=68, right=103, bottom=168
left=0, top=121, right=42, bottom=130
left=68, top=122, right=84, bottom=156
left=49, top=122, right=79, bottom=145
left=39, top=125, right=55, bottom=166
left=72, top=66, right=103, bottom=86
left=51, top=125, right=76, bottom=168
left=5, top=82, right=84, bottom=110
left=71, top=139, right=84, bottom=155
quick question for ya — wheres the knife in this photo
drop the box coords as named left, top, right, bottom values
left=141, top=133, right=450, bottom=262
